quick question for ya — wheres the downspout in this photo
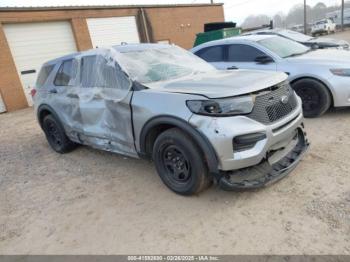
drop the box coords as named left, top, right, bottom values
left=141, top=8, right=150, bottom=43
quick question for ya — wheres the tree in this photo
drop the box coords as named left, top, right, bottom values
left=285, top=4, right=312, bottom=27
left=273, top=13, right=285, bottom=28
left=241, top=14, right=271, bottom=29
left=311, top=2, right=327, bottom=22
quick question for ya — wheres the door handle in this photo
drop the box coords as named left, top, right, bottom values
left=227, top=66, right=238, bottom=70
left=49, top=88, right=57, bottom=94
left=67, top=93, right=79, bottom=99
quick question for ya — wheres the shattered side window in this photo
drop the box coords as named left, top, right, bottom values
left=80, top=55, right=130, bottom=89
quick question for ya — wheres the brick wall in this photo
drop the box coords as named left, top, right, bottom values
left=147, top=5, right=224, bottom=49
left=0, top=4, right=224, bottom=111
left=0, top=23, right=28, bottom=111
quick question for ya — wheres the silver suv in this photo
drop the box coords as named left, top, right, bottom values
left=33, top=44, right=309, bottom=195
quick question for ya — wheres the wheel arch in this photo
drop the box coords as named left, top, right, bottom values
left=139, top=115, right=219, bottom=176
left=290, top=76, right=334, bottom=107
left=37, top=104, right=62, bottom=128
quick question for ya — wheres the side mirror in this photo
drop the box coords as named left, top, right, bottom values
left=255, top=55, right=274, bottom=64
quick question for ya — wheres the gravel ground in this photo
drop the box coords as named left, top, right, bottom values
left=0, top=107, right=350, bottom=255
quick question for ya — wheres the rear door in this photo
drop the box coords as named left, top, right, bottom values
left=78, top=54, right=136, bottom=156
left=194, top=45, right=226, bottom=69
left=48, top=59, right=83, bottom=138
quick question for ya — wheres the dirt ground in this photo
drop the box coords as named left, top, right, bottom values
left=321, top=29, right=350, bottom=42
left=0, top=107, right=349, bottom=255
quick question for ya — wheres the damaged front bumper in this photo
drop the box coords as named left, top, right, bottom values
left=219, top=128, right=309, bottom=190
left=189, top=94, right=309, bottom=190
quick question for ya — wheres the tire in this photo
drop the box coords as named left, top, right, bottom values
left=42, top=114, right=77, bottom=153
left=292, top=79, right=332, bottom=118
left=152, top=128, right=212, bottom=195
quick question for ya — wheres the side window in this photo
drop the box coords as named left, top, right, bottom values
left=54, top=59, right=77, bottom=86
left=36, top=64, right=54, bottom=88
left=81, top=56, right=99, bottom=87
left=227, top=44, right=266, bottom=62
left=81, top=55, right=130, bottom=90
left=196, top=46, right=224, bottom=62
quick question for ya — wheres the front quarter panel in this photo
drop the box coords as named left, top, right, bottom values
left=132, top=89, right=203, bottom=152
left=276, top=60, right=345, bottom=105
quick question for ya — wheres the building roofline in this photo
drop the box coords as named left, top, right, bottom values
left=0, top=3, right=223, bottom=12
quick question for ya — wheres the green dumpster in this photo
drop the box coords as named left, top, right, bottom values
left=193, top=27, right=242, bottom=47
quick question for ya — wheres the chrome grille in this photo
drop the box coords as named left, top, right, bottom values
left=247, top=83, right=297, bottom=124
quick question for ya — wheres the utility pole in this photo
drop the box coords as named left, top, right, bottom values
left=304, top=0, right=307, bottom=34
left=210, top=0, right=214, bottom=4
left=341, top=0, right=345, bottom=31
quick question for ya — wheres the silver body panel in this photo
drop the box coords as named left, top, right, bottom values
left=189, top=97, right=303, bottom=171
left=191, top=35, right=350, bottom=107
left=35, top=44, right=306, bottom=175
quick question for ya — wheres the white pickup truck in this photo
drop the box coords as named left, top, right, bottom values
left=311, top=18, right=336, bottom=36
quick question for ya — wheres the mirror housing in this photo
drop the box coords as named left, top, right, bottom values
left=255, top=55, right=274, bottom=64
left=311, top=43, right=319, bottom=50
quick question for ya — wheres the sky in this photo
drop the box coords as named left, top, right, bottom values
left=0, top=0, right=344, bottom=24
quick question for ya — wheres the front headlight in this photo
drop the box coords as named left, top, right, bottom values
left=186, top=96, right=254, bottom=116
left=330, top=68, right=350, bottom=77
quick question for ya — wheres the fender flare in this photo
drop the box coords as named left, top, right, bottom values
left=37, top=104, right=63, bottom=128
left=139, top=115, right=220, bottom=176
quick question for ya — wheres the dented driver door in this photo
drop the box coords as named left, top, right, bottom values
left=77, top=54, right=137, bottom=157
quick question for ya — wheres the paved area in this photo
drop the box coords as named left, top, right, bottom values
left=0, top=108, right=350, bottom=254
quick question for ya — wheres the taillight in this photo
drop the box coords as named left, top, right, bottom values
left=30, top=88, right=37, bottom=97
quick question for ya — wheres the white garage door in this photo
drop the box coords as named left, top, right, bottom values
left=3, top=21, right=77, bottom=106
left=87, top=16, right=140, bottom=48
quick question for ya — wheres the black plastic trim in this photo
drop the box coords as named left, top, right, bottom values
left=132, top=81, right=148, bottom=91
left=220, top=128, right=309, bottom=190
left=37, top=104, right=63, bottom=129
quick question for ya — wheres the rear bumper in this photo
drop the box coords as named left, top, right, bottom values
left=311, top=28, right=327, bottom=34
left=219, top=128, right=309, bottom=190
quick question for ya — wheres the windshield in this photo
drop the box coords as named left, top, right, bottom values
left=258, top=36, right=310, bottom=58
left=278, top=29, right=313, bottom=42
left=117, top=46, right=216, bottom=84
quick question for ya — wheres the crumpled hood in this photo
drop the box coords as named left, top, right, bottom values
left=307, top=37, right=349, bottom=48
left=287, top=49, right=350, bottom=66
left=145, top=70, right=288, bottom=98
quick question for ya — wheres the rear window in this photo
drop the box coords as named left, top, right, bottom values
left=36, top=65, right=54, bottom=88
left=196, top=46, right=224, bottom=62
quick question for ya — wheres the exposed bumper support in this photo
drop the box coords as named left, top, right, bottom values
left=219, top=128, right=309, bottom=190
